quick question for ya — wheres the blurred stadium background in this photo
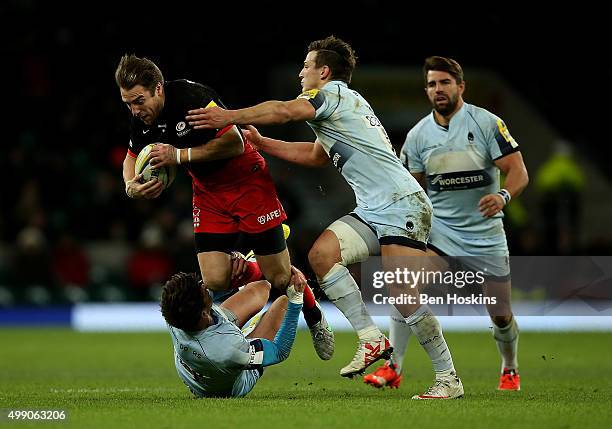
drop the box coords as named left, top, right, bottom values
left=1, top=4, right=611, bottom=326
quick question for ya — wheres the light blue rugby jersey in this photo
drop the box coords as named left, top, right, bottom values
left=168, top=304, right=263, bottom=398
left=401, top=102, right=519, bottom=239
left=299, top=81, right=422, bottom=212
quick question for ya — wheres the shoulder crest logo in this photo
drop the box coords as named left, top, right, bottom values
left=297, top=89, right=320, bottom=100
left=497, top=119, right=518, bottom=148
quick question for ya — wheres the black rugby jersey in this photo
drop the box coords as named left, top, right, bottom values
left=127, top=79, right=236, bottom=179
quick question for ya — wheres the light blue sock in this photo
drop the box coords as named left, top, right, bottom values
left=320, top=264, right=380, bottom=340
left=389, top=305, right=411, bottom=372
left=405, top=305, right=455, bottom=376
left=493, top=317, right=519, bottom=371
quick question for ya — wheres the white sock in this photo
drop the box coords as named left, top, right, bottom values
left=320, top=263, right=381, bottom=340
left=389, top=305, right=411, bottom=373
left=405, top=305, right=455, bottom=376
left=493, top=317, right=519, bottom=371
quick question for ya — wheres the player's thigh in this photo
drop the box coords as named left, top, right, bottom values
left=308, top=229, right=342, bottom=277
left=195, top=231, right=240, bottom=291
left=380, top=244, right=428, bottom=287
left=220, top=280, right=271, bottom=327
left=246, top=295, right=288, bottom=341
left=255, top=248, right=292, bottom=290
left=425, top=246, right=452, bottom=274
left=380, top=242, right=428, bottom=258
left=197, top=251, right=232, bottom=291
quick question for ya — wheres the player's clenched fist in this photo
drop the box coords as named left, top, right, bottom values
left=289, top=266, right=307, bottom=293
left=230, top=251, right=249, bottom=281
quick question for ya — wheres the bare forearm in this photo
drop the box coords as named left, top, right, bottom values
left=181, top=141, right=243, bottom=163
left=258, top=137, right=328, bottom=168
left=179, top=128, right=245, bottom=163
left=123, top=155, right=136, bottom=183
left=230, top=101, right=294, bottom=126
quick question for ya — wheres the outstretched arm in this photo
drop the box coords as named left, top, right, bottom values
left=186, top=98, right=316, bottom=129
left=258, top=285, right=304, bottom=366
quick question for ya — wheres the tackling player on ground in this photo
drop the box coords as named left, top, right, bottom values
left=365, top=56, right=528, bottom=392
left=161, top=267, right=306, bottom=397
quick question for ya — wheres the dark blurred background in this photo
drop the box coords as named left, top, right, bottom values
left=1, top=2, right=610, bottom=306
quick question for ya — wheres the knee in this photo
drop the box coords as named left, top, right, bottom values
left=308, top=245, right=338, bottom=279
left=245, top=279, right=271, bottom=297
left=491, top=315, right=513, bottom=328
left=243, top=280, right=271, bottom=306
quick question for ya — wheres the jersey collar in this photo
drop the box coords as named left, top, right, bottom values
left=323, top=80, right=348, bottom=90
left=430, top=102, right=467, bottom=131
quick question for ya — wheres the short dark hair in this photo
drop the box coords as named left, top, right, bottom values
left=160, top=272, right=206, bottom=331
left=308, top=35, right=357, bottom=84
left=423, top=56, right=464, bottom=85
left=115, top=54, right=164, bottom=94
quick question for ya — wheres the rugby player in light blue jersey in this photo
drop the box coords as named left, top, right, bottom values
left=160, top=267, right=306, bottom=398
left=186, top=36, right=463, bottom=399
left=365, top=57, right=528, bottom=393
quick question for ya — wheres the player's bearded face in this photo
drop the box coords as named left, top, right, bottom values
left=426, top=71, right=463, bottom=116
left=431, top=90, right=459, bottom=115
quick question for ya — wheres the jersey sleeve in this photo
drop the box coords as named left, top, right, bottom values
left=222, top=336, right=264, bottom=369
left=226, top=337, right=265, bottom=371
left=297, top=87, right=338, bottom=121
left=487, top=114, right=520, bottom=160
left=401, top=129, right=425, bottom=173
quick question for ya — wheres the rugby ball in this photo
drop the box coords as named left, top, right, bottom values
left=134, top=144, right=177, bottom=189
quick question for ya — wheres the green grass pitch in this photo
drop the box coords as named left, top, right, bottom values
left=1, top=329, right=611, bottom=428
